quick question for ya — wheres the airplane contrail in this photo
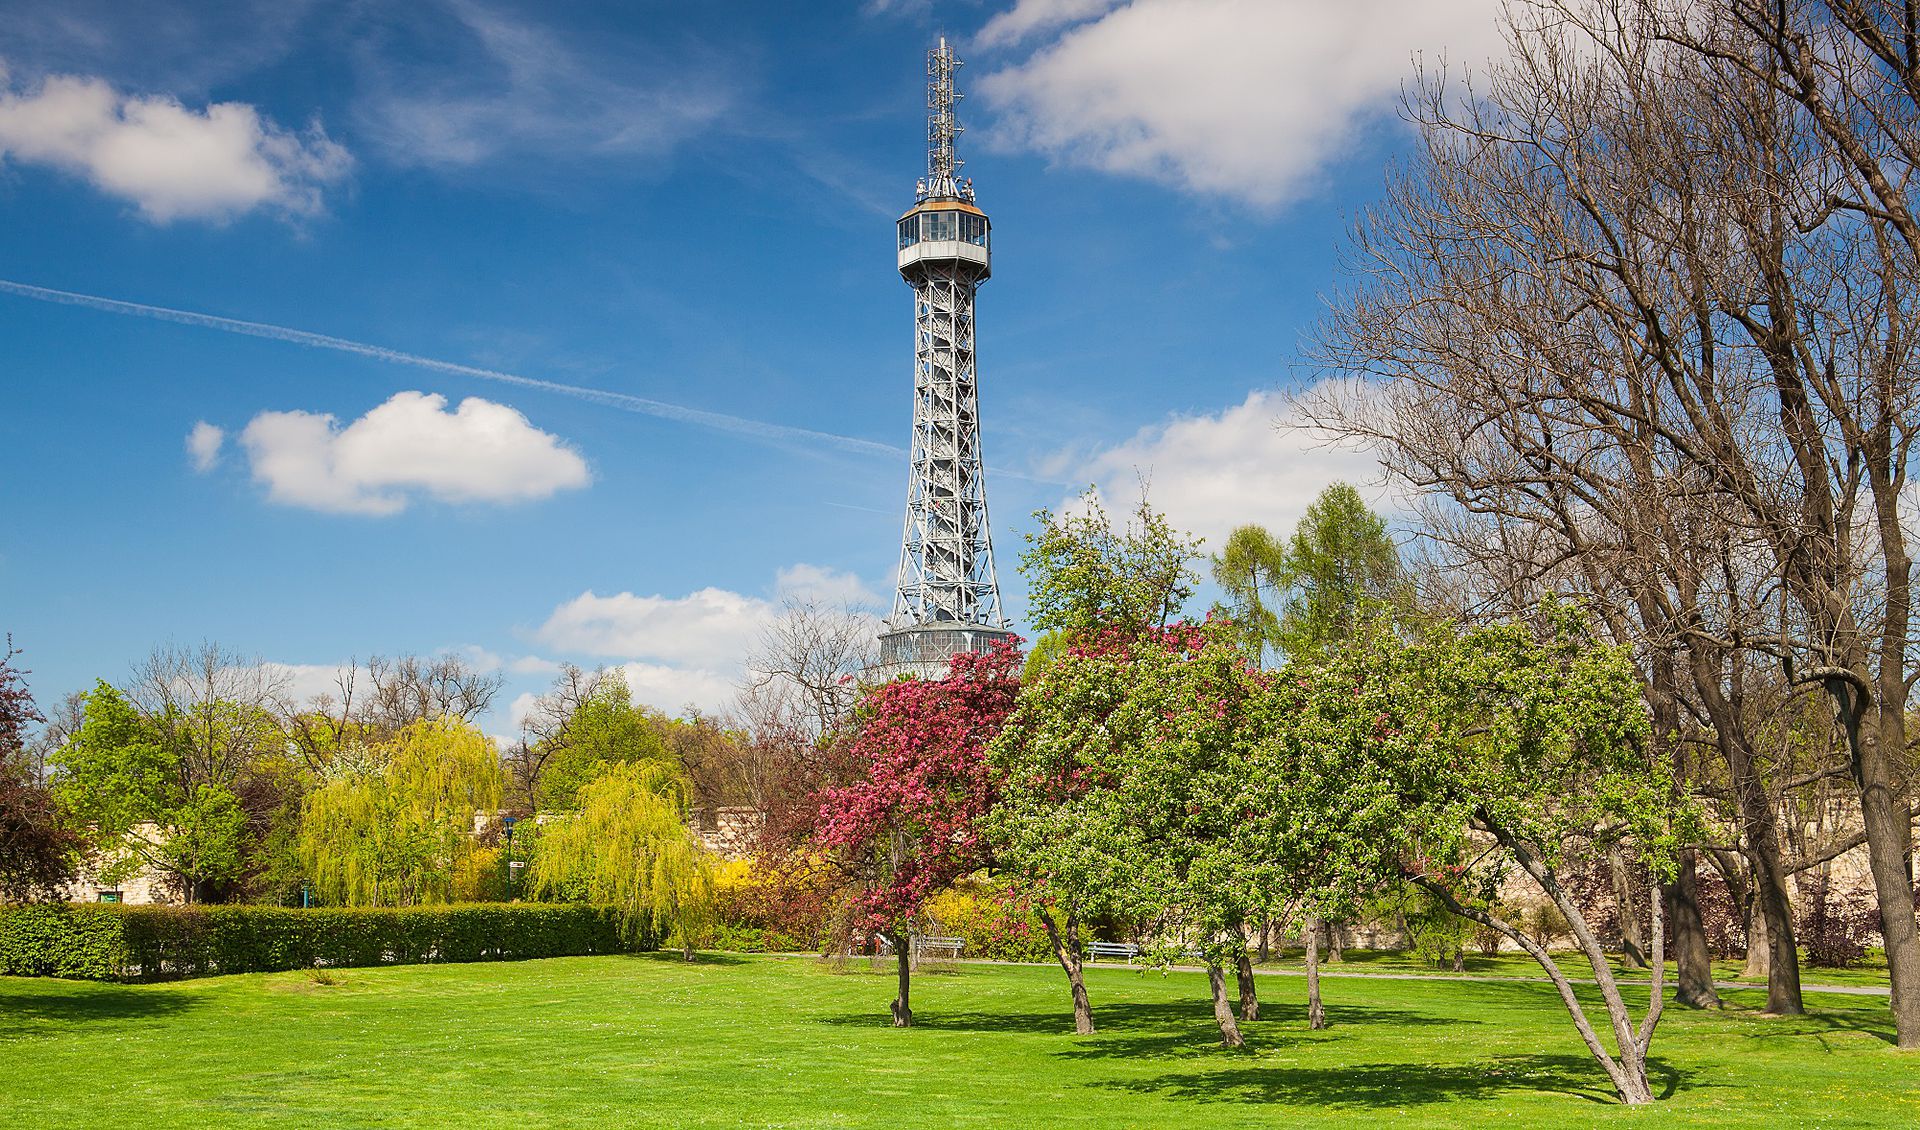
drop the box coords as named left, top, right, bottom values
left=0, top=277, right=901, bottom=459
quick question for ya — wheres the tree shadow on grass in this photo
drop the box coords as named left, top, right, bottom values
left=0, top=984, right=197, bottom=1034
left=1086, top=1052, right=1694, bottom=1109
left=616, top=951, right=753, bottom=968
left=1709, top=1000, right=1899, bottom=1048
left=815, top=998, right=1460, bottom=1057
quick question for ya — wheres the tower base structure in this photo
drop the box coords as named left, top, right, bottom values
left=876, top=623, right=1017, bottom=682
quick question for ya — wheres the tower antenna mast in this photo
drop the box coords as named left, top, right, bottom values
left=922, top=37, right=972, bottom=202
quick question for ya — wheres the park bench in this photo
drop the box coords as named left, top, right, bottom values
left=1086, top=940, right=1140, bottom=963
left=871, top=934, right=968, bottom=970
left=913, top=935, right=967, bottom=962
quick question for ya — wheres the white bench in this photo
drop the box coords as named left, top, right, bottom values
left=913, top=935, right=966, bottom=961
left=1086, top=940, right=1140, bottom=962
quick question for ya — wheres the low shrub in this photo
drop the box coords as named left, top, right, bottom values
left=0, top=902, right=652, bottom=982
left=710, top=859, right=836, bottom=953
left=924, top=880, right=1056, bottom=964
left=1796, top=876, right=1877, bottom=969
left=0, top=903, right=127, bottom=979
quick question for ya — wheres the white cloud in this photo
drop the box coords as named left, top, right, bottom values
left=978, top=0, right=1507, bottom=208
left=507, top=654, right=562, bottom=676
left=0, top=68, right=350, bottom=222
left=617, top=661, right=738, bottom=715
left=530, top=562, right=876, bottom=714
left=261, top=661, right=348, bottom=705
left=978, top=0, right=1122, bottom=47
left=353, top=2, right=734, bottom=168
left=506, top=690, right=541, bottom=728
left=1062, top=383, right=1385, bottom=549
left=237, top=390, right=590, bottom=516
left=453, top=644, right=504, bottom=673
left=534, top=587, right=770, bottom=669
left=186, top=421, right=224, bottom=472
left=775, top=563, right=881, bottom=608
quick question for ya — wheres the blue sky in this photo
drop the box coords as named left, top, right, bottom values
left=0, top=0, right=1504, bottom=730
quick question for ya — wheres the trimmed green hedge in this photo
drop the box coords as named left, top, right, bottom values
left=0, top=903, right=653, bottom=982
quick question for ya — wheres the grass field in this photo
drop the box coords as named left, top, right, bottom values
left=2, top=953, right=1912, bottom=1128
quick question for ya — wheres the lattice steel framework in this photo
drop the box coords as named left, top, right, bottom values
left=880, top=38, right=1012, bottom=676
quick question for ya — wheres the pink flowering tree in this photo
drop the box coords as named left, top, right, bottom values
left=813, top=642, right=1020, bottom=1027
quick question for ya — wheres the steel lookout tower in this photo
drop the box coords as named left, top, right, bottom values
left=878, top=37, right=1014, bottom=678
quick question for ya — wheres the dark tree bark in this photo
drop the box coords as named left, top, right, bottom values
left=1664, top=850, right=1722, bottom=1008
left=1234, top=946, right=1260, bottom=1021
left=887, top=931, right=913, bottom=1028
left=1416, top=822, right=1664, bottom=1106
left=1608, top=847, right=1650, bottom=969
left=1041, top=912, right=1094, bottom=1034
left=1206, top=959, right=1245, bottom=1047
left=1304, top=915, right=1327, bottom=1030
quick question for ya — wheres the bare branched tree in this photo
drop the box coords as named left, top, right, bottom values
left=1311, top=0, right=1920, bottom=1036
left=739, top=600, right=878, bottom=743
left=505, top=664, right=604, bottom=810
left=283, top=653, right=503, bottom=773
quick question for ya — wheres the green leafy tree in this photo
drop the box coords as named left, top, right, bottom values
left=1210, top=524, right=1288, bottom=661
left=1226, top=485, right=1405, bottom=1016
left=535, top=673, right=675, bottom=811
left=990, top=638, right=1155, bottom=1035
left=510, top=667, right=681, bottom=813
left=298, top=718, right=504, bottom=906
left=527, top=760, right=711, bottom=959
left=995, top=620, right=1283, bottom=1044
left=1273, top=483, right=1404, bottom=660
left=53, top=682, right=254, bottom=901
left=1116, top=623, right=1284, bottom=1047
left=1272, top=605, right=1689, bottom=1104
left=1022, top=491, right=1203, bottom=643
left=992, top=494, right=1204, bottom=1032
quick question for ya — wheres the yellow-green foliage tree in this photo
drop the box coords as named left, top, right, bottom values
left=299, top=718, right=504, bottom=906
left=527, top=761, right=713, bottom=959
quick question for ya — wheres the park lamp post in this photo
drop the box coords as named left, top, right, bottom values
left=503, top=815, right=519, bottom=900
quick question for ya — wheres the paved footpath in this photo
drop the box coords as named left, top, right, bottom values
left=790, top=953, right=1891, bottom=998
left=1236, top=965, right=1891, bottom=998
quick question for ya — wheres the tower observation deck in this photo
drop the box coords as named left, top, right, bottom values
left=878, top=37, right=1015, bottom=679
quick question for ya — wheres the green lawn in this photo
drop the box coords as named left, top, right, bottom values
left=2, top=953, right=1911, bottom=1128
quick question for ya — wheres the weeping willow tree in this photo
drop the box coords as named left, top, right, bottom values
left=299, top=718, right=504, bottom=906
left=527, top=760, right=713, bottom=959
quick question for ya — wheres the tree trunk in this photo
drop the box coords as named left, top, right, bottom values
left=1843, top=685, right=1920, bottom=1049
left=1041, top=912, right=1094, bottom=1034
left=1427, top=823, right=1667, bottom=1106
left=1257, top=914, right=1271, bottom=964
left=1741, top=889, right=1770, bottom=982
left=1304, top=915, right=1326, bottom=1030
left=1206, top=958, right=1245, bottom=1047
left=888, top=931, right=913, bottom=1028
left=1327, top=918, right=1344, bottom=962
left=1452, top=947, right=1465, bottom=973
left=1664, top=849, right=1721, bottom=1008
left=1234, top=947, right=1260, bottom=1021
left=1608, top=847, right=1649, bottom=969
left=1752, top=849, right=1805, bottom=1016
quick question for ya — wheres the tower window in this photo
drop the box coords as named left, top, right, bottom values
left=898, top=218, right=920, bottom=250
